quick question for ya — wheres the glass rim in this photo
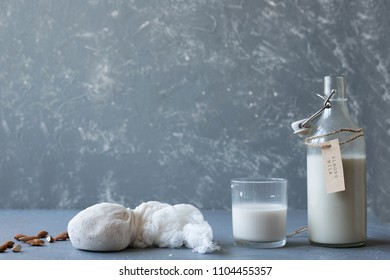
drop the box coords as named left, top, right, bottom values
left=231, top=177, right=287, bottom=184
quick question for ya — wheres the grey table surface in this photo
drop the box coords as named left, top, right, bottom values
left=0, top=208, right=389, bottom=260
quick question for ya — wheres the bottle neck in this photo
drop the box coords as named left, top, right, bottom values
left=324, top=75, right=346, bottom=99
left=305, top=75, right=365, bottom=153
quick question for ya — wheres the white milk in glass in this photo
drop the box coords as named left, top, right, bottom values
left=307, top=154, right=366, bottom=245
left=232, top=203, right=287, bottom=242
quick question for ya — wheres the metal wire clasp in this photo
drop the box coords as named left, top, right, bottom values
left=291, top=89, right=336, bottom=136
left=299, top=89, right=336, bottom=128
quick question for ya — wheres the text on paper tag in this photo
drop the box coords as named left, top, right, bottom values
left=321, top=139, right=346, bottom=193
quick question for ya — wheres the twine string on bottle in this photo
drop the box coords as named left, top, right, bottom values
left=304, top=128, right=364, bottom=147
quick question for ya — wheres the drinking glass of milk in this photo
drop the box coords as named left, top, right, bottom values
left=231, top=178, right=288, bottom=248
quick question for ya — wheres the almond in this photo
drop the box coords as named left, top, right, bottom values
left=19, top=235, right=39, bottom=242
left=36, top=230, right=49, bottom=238
left=54, top=231, right=69, bottom=239
left=53, top=233, right=68, bottom=241
left=0, top=243, right=7, bottom=252
left=14, top=234, right=27, bottom=241
left=12, top=244, right=22, bottom=252
left=3, top=241, right=15, bottom=248
left=26, top=239, right=45, bottom=246
left=46, top=236, right=54, bottom=243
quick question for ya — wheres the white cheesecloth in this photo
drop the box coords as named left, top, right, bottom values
left=67, top=201, right=219, bottom=253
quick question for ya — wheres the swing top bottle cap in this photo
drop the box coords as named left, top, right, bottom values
left=324, top=75, right=346, bottom=99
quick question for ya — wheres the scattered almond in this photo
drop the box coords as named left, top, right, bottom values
left=19, top=235, right=39, bottom=242
left=9, top=229, right=67, bottom=252
left=3, top=240, right=15, bottom=248
left=14, top=234, right=27, bottom=241
left=12, top=244, right=22, bottom=252
left=36, top=230, right=49, bottom=239
left=0, top=243, right=8, bottom=252
left=53, top=233, right=68, bottom=241
left=59, top=231, right=69, bottom=238
left=25, top=239, right=45, bottom=246
left=46, top=236, right=54, bottom=243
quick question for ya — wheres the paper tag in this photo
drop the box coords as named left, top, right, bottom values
left=321, top=139, right=345, bottom=193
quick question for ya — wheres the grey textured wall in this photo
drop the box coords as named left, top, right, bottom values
left=1, top=0, right=389, bottom=222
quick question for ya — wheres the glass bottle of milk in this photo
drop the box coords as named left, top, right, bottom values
left=306, top=75, right=366, bottom=247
